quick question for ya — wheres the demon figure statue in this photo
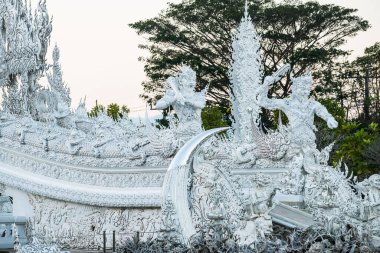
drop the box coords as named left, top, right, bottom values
left=258, top=66, right=338, bottom=172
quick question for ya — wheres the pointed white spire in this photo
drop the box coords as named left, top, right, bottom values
left=229, top=0, right=263, bottom=143
left=244, top=0, right=249, bottom=20
left=47, top=43, right=71, bottom=107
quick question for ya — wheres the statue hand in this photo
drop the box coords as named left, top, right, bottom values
left=327, top=118, right=338, bottom=129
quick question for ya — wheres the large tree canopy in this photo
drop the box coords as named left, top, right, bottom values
left=130, top=0, right=369, bottom=110
left=351, top=42, right=380, bottom=122
left=316, top=42, right=380, bottom=122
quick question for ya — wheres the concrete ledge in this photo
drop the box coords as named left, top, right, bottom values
left=0, top=162, right=162, bottom=207
left=269, top=203, right=315, bottom=229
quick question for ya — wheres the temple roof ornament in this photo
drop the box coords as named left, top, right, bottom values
left=244, top=0, right=249, bottom=20
left=229, top=0, right=262, bottom=143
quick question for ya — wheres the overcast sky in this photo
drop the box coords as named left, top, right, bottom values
left=31, top=0, right=380, bottom=117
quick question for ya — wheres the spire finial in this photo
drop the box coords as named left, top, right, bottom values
left=244, top=0, right=249, bottom=19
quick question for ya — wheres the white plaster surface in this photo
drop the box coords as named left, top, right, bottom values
left=4, top=186, right=33, bottom=218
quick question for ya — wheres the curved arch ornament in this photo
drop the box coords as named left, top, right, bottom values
left=0, top=160, right=162, bottom=207
left=161, top=127, right=230, bottom=245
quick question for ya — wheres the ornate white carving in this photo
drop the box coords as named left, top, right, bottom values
left=161, top=128, right=229, bottom=245
left=48, top=45, right=71, bottom=109
left=155, top=65, right=207, bottom=147
left=0, top=160, right=162, bottom=207
left=0, top=0, right=378, bottom=250
left=0, top=144, right=166, bottom=187
left=0, top=3, right=204, bottom=169
left=0, top=196, right=12, bottom=214
left=0, top=183, right=12, bottom=214
left=367, top=175, right=380, bottom=217
left=158, top=5, right=380, bottom=248
left=0, top=0, right=52, bottom=115
left=229, top=5, right=262, bottom=143
left=259, top=70, right=338, bottom=163
left=28, top=195, right=162, bottom=249
left=257, top=68, right=380, bottom=240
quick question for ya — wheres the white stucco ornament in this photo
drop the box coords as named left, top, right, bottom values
left=229, top=2, right=262, bottom=143
left=155, top=65, right=207, bottom=144
left=0, top=0, right=379, bottom=251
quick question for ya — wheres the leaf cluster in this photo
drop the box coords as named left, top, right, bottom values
left=88, top=101, right=130, bottom=121
left=333, top=122, right=379, bottom=176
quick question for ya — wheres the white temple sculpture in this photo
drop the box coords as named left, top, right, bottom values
left=0, top=0, right=52, bottom=116
left=258, top=67, right=339, bottom=169
left=229, top=2, right=262, bottom=143
left=159, top=3, right=380, bottom=251
left=155, top=65, right=207, bottom=143
left=146, top=65, right=207, bottom=159
left=0, top=0, right=379, bottom=252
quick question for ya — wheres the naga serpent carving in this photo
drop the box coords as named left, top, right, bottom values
left=162, top=127, right=229, bottom=245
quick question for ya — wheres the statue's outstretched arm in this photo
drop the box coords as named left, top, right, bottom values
left=258, top=65, right=290, bottom=111
left=156, top=89, right=176, bottom=109
left=315, top=102, right=338, bottom=129
left=258, top=77, right=286, bottom=111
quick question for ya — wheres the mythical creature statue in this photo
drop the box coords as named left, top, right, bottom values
left=155, top=65, right=207, bottom=144
left=359, top=174, right=380, bottom=219
left=66, top=129, right=85, bottom=155
left=258, top=65, right=338, bottom=171
left=368, top=175, right=380, bottom=215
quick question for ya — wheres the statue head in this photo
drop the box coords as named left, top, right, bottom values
left=177, top=65, right=196, bottom=91
left=291, top=72, right=313, bottom=98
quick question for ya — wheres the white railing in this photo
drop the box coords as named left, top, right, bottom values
left=0, top=215, right=27, bottom=249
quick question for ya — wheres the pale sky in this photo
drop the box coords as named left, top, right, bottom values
left=32, top=0, right=380, bottom=117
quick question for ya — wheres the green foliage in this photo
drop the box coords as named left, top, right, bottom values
left=318, top=99, right=346, bottom=125
left=333, top=122, right=379, bottom=176
left=88, top=101, right=130, bottom=121
left=316, top=42, right=380, bottom=123
left=155, top=109, right=171, bottom=129
left=355, top=42, right=380, bottom=66
left=201, top=106, right=229, bottom=130
left=130, top=0, right=368, bottom=111
left=364, top=138, right=380, bottom=173
left=352, top=42, right=380, bottom=122
left=107, top=103, right=130, bottom=121
left=107, top=103, right=120, bottom=121
left=88, top=101, right=105, bottom=118
left=314, top=99, right=345, bottom=150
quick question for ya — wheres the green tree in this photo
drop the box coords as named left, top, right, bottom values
left=364, top=138, right=380, bottom=174
left=333, top=122, right=379, bottom=176
left=351, top=42, right=380, bottom=123
left=107, top=103, right=121, bottom=121
left=314, top=61, right=350, bottom=119
left=130, top=0, right=368, bottom=112
left=316, top=42, right=380, bottom=123
left=313, top=98, right=346, bottom=150
left=89, top=101, right=130, bottom=121
left=88, top=100, right=105, bottom=118
left=201, top=106, right=229, bottom=130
